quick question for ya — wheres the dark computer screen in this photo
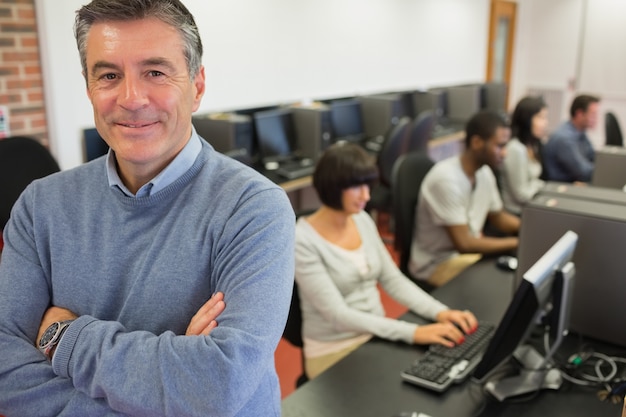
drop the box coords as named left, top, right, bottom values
left=253, top=108, right=297, bottom=162
left=472, top=231, right=578, bottom=399
left=329, top=99, right=364, bottom=142
left=83, top=128, right=109, bottom=162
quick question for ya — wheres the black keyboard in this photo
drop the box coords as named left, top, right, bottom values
left=275, top=158, right=315, bottom=180
left=401, top=321, right=495, bottom=392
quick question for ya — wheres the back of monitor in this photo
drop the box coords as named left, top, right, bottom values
left=517, top=195, right=626, bottom=347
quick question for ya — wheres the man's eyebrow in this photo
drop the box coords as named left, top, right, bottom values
left=90, top=60, right=119, bottom=77
left=90, top=58, right=176, bottom=76
left=140, top=57, right=176, bottom=70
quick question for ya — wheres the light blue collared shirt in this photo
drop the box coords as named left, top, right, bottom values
left=106, top=129, right=203, bottom=197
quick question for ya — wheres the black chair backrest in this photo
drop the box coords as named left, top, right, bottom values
left=605, top=111, right=624, bottom=147
left=0, top=136, right=60, bottom=230
left=408, top=110, right=435, bottom=153
left=391, top=152, right=434, bottom=276
left=282, top=281, right=303, bottom=348
left=377, top=117, right=413, bottom=187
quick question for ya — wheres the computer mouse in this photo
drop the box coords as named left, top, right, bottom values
left=264, top=161, right=279, bottom=171
left=496, top=255, right=518, bottom=271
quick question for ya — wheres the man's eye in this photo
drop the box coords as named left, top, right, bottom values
left=149, top=70, right=164, bottom=77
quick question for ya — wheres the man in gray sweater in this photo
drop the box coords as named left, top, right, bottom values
left=0, top=1, right=294, bottom=416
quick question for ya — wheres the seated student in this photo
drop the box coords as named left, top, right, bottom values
left=500, top=96, right=548, bottom=215
left=542, top=94, right=600, bottom=183
left=408, top=110, right=520, bottom=287
left=295, top=142, right=478, bottom=379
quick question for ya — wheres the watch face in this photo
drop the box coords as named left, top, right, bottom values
left=38, top=322, right=60, bottom=348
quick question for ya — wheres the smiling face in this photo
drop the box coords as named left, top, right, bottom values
left=85, top=17, right=205, bottom=191
left=340, top=184, right=371, bottom=214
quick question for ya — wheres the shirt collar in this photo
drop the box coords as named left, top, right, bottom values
left=106, top=129, right=203, bottom=197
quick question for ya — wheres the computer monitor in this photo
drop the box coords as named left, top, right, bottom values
left=472, top=230, right=578, bottom=401
left=328, top=99, right=364, bottom=143
left=192, top=113, right=254, bottom=165
left=359, top=93, right=409, bottom=138
left=481, top=82, right=508, bottom=114
left=253, top=108, right=298, bottom=164
left=83, top=128, right=109, bottom=162
left=446, top=84, right=483, bottom=124
left=516, top=195, right=626, bottom=347
left=591, top=145, right=626, bottom=190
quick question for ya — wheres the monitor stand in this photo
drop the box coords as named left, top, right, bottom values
left=485, top=344, right=562, bottom=402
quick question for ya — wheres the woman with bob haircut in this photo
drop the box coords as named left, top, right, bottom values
left=500, top=96, right=548, bottom=214
left=295, top=142, right=478, bottom=379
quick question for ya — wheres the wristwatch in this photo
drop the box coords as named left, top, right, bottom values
left=38, top=320, right=73, bottom=361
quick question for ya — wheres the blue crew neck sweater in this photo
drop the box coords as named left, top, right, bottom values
left=0, top=142, right=295, bottom=417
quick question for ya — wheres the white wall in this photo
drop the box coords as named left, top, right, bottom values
left=36, top=0, right=490, bottom=170
left=39, top=0, right=626, bottom=169
left=578, top=0, right=626, bottom=147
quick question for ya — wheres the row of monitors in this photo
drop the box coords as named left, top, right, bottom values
left=189, top=82, right=508, bottom=167
left=82, top=127, right=626, bottom=192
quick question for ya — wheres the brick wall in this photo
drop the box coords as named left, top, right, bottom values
left=0, top=0, right=48, bottom=146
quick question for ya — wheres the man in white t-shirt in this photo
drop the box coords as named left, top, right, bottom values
left=409, top=110, right=520, bottom=286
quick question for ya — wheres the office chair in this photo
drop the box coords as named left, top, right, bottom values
left=408, top=110, right=435, bottom=153
left=366, top=116, right=413, bottom=215
left=391, top=151, right=435, bottom=291
left=0, top=136, right=60, bottom=233
left=282, top=281, right=309, bottom=388
left=605, top=111, right=623, bottom=147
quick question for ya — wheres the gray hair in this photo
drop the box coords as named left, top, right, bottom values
left=74, top=0, right=203, bottom=82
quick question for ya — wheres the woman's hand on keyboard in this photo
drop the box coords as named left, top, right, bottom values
left=436, top=309, right=478, bottom=336
left=412, top=322, right=464, bottom=348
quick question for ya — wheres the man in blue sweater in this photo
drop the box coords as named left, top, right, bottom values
left=0, top=1, right=295, bottom=416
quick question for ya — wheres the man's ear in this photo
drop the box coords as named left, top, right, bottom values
left=469, top=134, right=484, bottom=151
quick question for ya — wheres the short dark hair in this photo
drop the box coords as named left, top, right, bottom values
left=312, top=143, right=378, bottom=210
left=464, top=110, right=509, bottom=147
left=511, top=96, right=547, bottom=146
left=570, top=94, right=600, bottom=118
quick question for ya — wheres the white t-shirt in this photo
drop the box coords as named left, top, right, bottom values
left=408, top=156, right=503, bottom=280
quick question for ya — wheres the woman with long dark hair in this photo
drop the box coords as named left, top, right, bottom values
left=500, top=96, right=548, bottom=214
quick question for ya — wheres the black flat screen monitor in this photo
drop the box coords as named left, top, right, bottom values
left=83, top=128, right=109, bottom=162
left=472, top=230, right=578, bottom=401
left=253, top=108, right=297, bottom=163
left=329, top=99, right=364, bottom=143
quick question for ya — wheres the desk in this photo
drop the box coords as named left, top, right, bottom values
left=281, top=260, right=621, bottom=417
